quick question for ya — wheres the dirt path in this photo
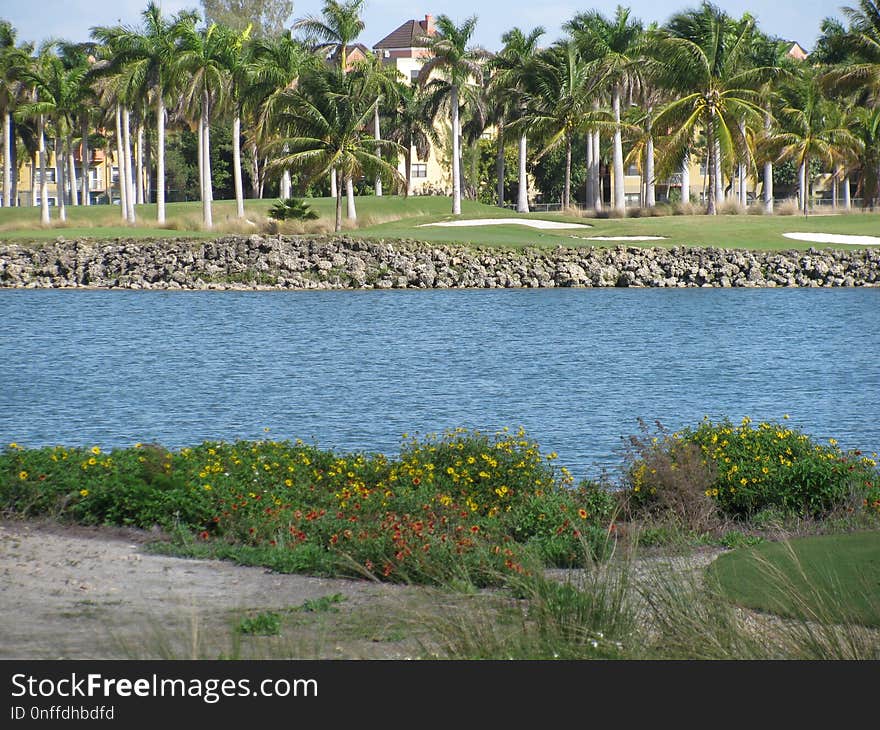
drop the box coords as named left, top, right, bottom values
left=0, top=520, right=429, bottom=660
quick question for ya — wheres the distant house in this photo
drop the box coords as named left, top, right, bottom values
left=786, top=41, right=809, bottom=61
left=328, top=42, right=372, bottom=70
left=372, top=15, right=449, bottom=196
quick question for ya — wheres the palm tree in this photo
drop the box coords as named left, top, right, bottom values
left=217, top=23, right=252, bottom=219
left=764, top=69, right=860, bottom=215
left=246, top=30, right=314, bottom=199
left=0, top=23, right=31, bottom=208
left=268, top=66, right=403, bottom=231
left=567, top=6, right=644, bottom=213
left=176, top=21, right=231, bottom=229
left=516, top=41, right=606, bottom=209
left=643, top=3, right=777, bottom=214
left=293, top=0, right=365, bottom=70
left=491, top=26, right=545, bottom=212
left=294, top=0, right=366, bottom=205
left=418, top=15, right=488, bottom=215
left=386, top=79, right=433, bottom=197
left=91, top=3, right=197, bottom=223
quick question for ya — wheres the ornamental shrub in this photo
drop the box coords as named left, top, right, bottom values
left=626, top=417, right=880, bottom=519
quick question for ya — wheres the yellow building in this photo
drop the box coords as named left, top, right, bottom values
left=8, top=145, right=120, bottom=208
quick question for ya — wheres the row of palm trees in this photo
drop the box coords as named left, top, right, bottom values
left=1, top=1, right=880, bottom=231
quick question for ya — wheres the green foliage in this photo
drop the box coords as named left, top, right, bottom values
left=236, top=611, right=281, bottom=635
left=626, top=417, right=880, bottom=519
left=268, top=197, right=319, bottom=220
left=297, top=593, right=345, bottom=613
left=0, top=428, right=617, bottom=585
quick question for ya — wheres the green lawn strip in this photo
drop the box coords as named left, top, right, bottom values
left=707, top=531, right=880, bottom=627
left=3, top=195, right=879, bottom=250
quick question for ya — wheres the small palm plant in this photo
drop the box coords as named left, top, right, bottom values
left=268, top=197, right=319, bottom=221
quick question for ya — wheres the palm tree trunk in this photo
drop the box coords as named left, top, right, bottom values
left=233, top=113, right=244, bottom=218
left=681, top=151, right=690, bottom=205
left=135, top=119, right=144, bottom=205
left=197, top=115, right=204, bottom=205
left=517, top=132, right=529, bottom=213
left=330, top=168, right=337, bottom=198
left=374, top=102, right=382, bottom=196
left=495, top=119, right=505, bottom=207
left=591, top=126, right=602, bottom=212
left=201, top=99, right=213, bottom=229
left=451, top=84, right=461, bottom=215
left=80, top=117, right=90, bottom=206
left=38, top=115, right=49, bottom=224
left=346, top=176, right=356, bottom=220
left=67, top=136, right=79, bottom=206
left=707, top=119, right=717, bottom=216
left=404, top=141, right=412, bottom=198
left=763, top=161, right=774, bottom=215
left=2, top=111, right=11, bottom=207
left=798, top=160, right=806, bottom=216
left=585, top=131, right=593, bottom=209
left=55, top=136, right=66, bottom=222
left=122, top=107, right=136, bottom=223
left=714, top=138, right=723, bottom=203
left=157, top=93, right=166, bottom=222
left=144, top=125, right=151, bottom=204
left=645, top=112, right=655, bottom=208
left=612, top=84, right=625, bottom=213
left=563, top=134, right=572, bottom=209
left=335, top=176, right=343, bottom=231
left=250, top=142, right=260, bottom=199
left=280, top=170, right=291, bottom=198
left=843, top=174, right=851, bottom=210
left=832, top=168, right=839, bottom=211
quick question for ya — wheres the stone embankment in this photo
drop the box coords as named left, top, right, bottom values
left=1, top=235, right=878, bottom=289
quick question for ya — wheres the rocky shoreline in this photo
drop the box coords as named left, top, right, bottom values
left=1, top=235, right=878, bottom=289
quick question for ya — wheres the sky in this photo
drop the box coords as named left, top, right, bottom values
left=0, top=0, right=847, bottom=52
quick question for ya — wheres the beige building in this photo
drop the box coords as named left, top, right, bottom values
left=373, top=14, right=451, bottom=196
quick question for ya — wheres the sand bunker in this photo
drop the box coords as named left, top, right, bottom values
left=783, top=232, right=880, bottom=246
left=420, top=218, right=592, bottom=229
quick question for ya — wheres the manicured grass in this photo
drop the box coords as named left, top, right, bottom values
left=708, top=531, right=880, bottom=627
left=2, top=195, right=880, bottom=250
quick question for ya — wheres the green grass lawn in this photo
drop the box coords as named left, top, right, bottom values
left=2, top=194, right=879, bottom=250
left=708, top=531, right=880, bottom=627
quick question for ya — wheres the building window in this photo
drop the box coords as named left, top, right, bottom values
left=699, top=159, right=707, bottom=176
left=111, top=166, right=119, bottom=183
left=35, top=197, right=57, bottom=207
left=625, top=163, right=640, bottom=176
left=411, top=163, right=427, bottom=178
left=35, top=169, right=57, bottom=183
left=410, top=69, right=420, bottom=84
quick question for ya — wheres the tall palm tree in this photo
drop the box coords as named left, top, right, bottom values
left=764, top=69, right=860, bottom=215
left=91, top=3, right=197, bottom=223
left=217, top=23, right=252, bottom=219
left=268, top=66, right=403, bottom=230
left=567, top=6, right=644, bottom=213
left=294, top=0, right=366, bottom=205
left=516, top=41, right=606, bottom=209
left=246, top=30, right=314, bottom=199
left=293, top=0, right=365, bottom=70
left=176, top=21, right=231, bottom=229
left=0, top=23, right=31, bottom=208
left=491, top=26, right=545, bottom=212
left=643, top=3, right=776, bottom=214
left=418, top=15, right=488, bottom=215
left=386, top=79, right=433, bottom=197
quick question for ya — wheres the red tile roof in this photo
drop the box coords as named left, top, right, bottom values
left=373, top=17, right=436, bottom=50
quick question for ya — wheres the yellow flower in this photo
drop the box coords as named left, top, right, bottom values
left=88, top=457, right=97, bottom=466
left=828, top=438, right=838, bottom=447
left=18, top=470, right=28, bottom=480
left=79, top=489, right=89, bottom=497
left=740, top=477, right=748, bottom=486
left=9, top=442, right=19, bottom=449
left=203, top=484, right=212, bottom=491
left=91, top=446, right=101, bottom=455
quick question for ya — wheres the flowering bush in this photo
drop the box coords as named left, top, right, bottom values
left=626, top=417, right=880, bottom=519
left=0, top=429, right=612, bottom=585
